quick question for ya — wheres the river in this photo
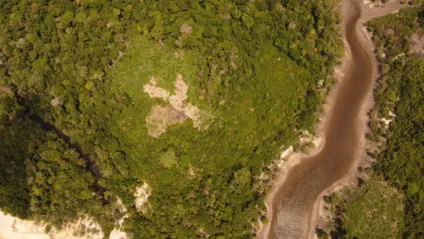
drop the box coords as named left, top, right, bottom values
left=263, top=0, right=409, bottom=238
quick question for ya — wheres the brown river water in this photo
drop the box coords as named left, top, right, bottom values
left=267, top=0, right=374, bottom=238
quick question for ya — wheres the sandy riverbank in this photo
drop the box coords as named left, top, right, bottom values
left=257, top=133, right=325, bottom=239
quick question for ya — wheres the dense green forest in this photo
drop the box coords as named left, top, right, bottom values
left=321, top=6, right=424, bottom=239
left=319, top=179, right=405, bottom=239
left=0, top=0, right=343, bottom=238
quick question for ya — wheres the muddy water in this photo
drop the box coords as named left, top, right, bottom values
left=268, top=1, right=373, bottom=238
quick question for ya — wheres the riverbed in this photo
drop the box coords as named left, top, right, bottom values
left=260, top=0, right=410, bottom=238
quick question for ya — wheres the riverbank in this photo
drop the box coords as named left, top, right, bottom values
left=257, top=132, right=325, bottom=239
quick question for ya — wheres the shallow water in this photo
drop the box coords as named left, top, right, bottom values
left=268, top=1, right=373, bottom=238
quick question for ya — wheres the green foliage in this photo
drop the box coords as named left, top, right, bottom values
left=337, top=179, right=404, bottom=239
left=0, top=98, right=32, bottom=219
left=367, top=7, right=424, bottom=62
left=374, top=56, right=424, bottom=237
left=0, top=0, right=343, bottom=237
left=0, top=95, right=111, bottom=228
left=159, top=150, right=178, bottom=169
left=109, top=40, right=314, bottom=238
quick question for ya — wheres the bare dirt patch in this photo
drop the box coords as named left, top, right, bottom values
left=143, top=76, right=170, bottom=100
left=51, top=216, right=103, bottom=239
left=410, top=29, right=424, bottom=55
left=0, top=211, right=49, bottom=239
left=50, top=97, right=60, bottom=107
left=146, top=105, right=188, bottom=138
left=0, top=86, right=12, bottom=94
left=0, top=211, right=104, bottom=239
left=110, top=197, right=129, bottom=239
left=143, top=73, right=212, bottom=138
left=134, top=183, right=152, bottom=213
left=0, top=197, right=131, bottom=239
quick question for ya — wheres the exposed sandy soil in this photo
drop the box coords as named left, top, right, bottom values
left=410, top=29, right=424, bottom=55
left=146, top=105, right=188, bottom=138
left=0, top=86, right=12, bottom=94
left=109, top=197, right=129, bottom=239
left=143, top=76, right=171, bottom=100
left=0, top=211, right=50, bottom=239
left=0, top=211, right=104, bottom=239
left=143, top=73, right=211, bottom=138
left=134, top=182, right=152, bottom=213
left=0, top=196, right=131, bottom=239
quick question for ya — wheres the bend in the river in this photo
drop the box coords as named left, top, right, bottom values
left=263, top=0, right=409, bottom=238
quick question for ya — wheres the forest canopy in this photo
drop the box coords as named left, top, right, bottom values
left=0, top=0, right=343, bottom=238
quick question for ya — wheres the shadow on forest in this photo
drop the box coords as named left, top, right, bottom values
left=0, top=89, right=109, bottom=222
left=0, top=113, right=32, bottom=219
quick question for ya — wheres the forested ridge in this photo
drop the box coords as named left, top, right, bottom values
left=0, top=0, right=343, bottom=238
left=319, top=5, right=424, bottom=239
